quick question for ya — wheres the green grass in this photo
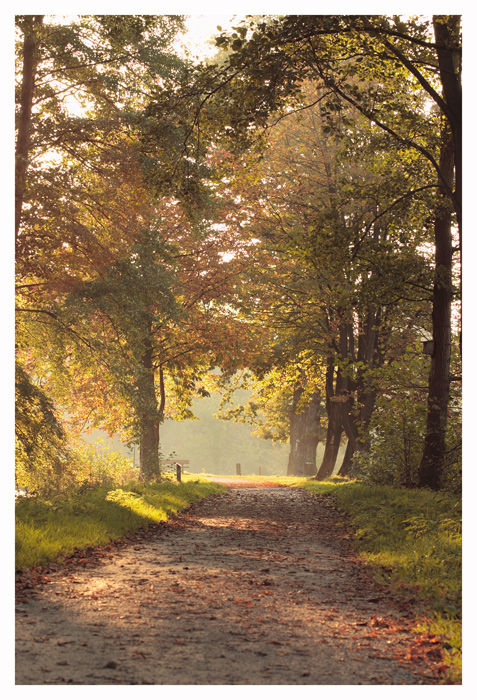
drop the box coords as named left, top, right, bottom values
left=15, top=479, right=225, bottom=571
left=286, top=477, right=462, bottom=683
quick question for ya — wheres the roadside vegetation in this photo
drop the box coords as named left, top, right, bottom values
left=15, top=478, right=224, bottom=571
left=285, top=477, right=462, bottom=683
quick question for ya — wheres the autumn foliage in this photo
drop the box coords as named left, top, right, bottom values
left=15, top=14, right=461, bottom=493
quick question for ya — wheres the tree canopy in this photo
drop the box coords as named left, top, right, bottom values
left=15, top=13, right=461, bottom=494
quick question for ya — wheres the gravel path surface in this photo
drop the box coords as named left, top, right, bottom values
left=15, top=485, right=445, bottom=685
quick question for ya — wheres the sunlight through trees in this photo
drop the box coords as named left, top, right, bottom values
left=15, top=14, right=461, bottom=494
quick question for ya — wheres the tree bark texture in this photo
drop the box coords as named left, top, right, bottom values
left=318, top=320, right=358, bottom=480
left=138, top=333, right=160, bottom=480
left=316, top=395, right=344, bottom=479
left=433, top=15, right=462, bottom=362
left=337, top=439, right=354, bottom=476
left=287, top=385, right=322, bottom=476
left=418, top=118, right=454, bottom=490
left=433, top=15, right=462, bottom=237
left=15, top=15, right=43, bottom=244
left=336, top=306, right=380, bottom=475
left=317, top=304, right=382, bottom=480
left=315, top=357, right=345, bottom=479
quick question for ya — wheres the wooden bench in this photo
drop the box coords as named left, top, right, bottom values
left=160, top=459, right=189, bottom=482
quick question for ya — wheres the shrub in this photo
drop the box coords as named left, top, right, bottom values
left=15, top=362, right=72, bottom=496
left=70, top=437, right=139, bottom=488
left=351, top=395, right=427, bottom=487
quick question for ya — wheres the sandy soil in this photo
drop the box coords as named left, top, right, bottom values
left=15, top=484, right=447, bottom=685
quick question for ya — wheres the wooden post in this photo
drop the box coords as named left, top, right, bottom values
left=258, top=467, right=262, bottom=476
left=236, top=463, right=241, bottom=475
left=176, top=463, right=182, bottom=482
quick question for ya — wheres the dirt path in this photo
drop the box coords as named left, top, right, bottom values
left=15, top=485, right=446, bottom=685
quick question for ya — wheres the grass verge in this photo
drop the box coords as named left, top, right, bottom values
left=15, top=479, right=224, bottom=571
left=286, top=477, right=462, bottom=683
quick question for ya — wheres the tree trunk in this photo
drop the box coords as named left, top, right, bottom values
left=316, top=318, right=356, bottom=481
left=316, top=397, right=346, bottom=479
left=433, top=16, right=462, bottom=357
left=138, top=333, right=160, bottom=480
left=139, top=411, right=160, bottom=480
left=418, top=118, right=454, bottom=490
left=287, top=385, right=322, bottom=476
left=15, top=16, right=43, bottom=244
left=433, top=16, right=462, bottom=237
left=335, top=383, right=377, bottom=478
left=315, top=358, right=344, bottom=479
left=337, top=439, right=354, bottom=476
left=337, top=305, right=380, bottom=475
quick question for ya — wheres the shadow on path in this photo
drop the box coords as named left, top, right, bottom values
left=16, top=487, right=445, bottom=685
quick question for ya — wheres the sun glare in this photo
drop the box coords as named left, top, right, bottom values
left=175, top=15, right=242, bottom=60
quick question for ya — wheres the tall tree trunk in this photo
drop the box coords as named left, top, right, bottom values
left=316, top=316, right=357, bottom=480
left=15, top=15, right=43, bottom=244
left=316, top=400, right=344, bottom=479
left=140, top=411, right=160, bottom=480
left=433, top=16, right=462, bottom=357
left=418, top=118, right=454, bottom=490
left=287, top=385, right=322, bottom=476
left=336, top=386, right=377, bottom=477
left=337, top=439, right=354, bottom=476
left=315, top=358, right=344, bottom=479
left=337, top=305, right=380, bottom=476
left=433, top=15, right=462, bottom=238
left=138, top=332, right=160, bottom=480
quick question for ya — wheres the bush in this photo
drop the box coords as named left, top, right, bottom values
left=351, top=395, right=427, bottom=487
left=15, top=362, right=73, bottom=496
left=71, top=438, right=139, bottom=488
left=351, top=393, right=461, bottom=493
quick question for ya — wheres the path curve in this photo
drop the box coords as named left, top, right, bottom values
left=15, top=486, right=445, bottom=685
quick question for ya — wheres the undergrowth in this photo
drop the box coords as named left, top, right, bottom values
left=15, top=479, right=224, bottom=571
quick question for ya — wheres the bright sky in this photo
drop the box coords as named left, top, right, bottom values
left=177, top=14, right=243, bottom=59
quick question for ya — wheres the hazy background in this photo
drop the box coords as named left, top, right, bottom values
left=82, top=392, right=342, bottom=476
left=81, top=392, right=289, bottom=475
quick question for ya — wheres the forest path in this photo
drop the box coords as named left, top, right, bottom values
left=16, top=486, right=444, bottom=685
